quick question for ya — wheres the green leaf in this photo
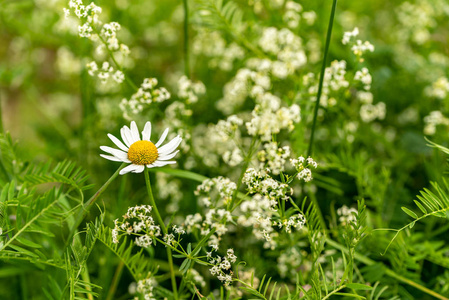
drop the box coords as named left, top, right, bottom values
left=401, top=207, right=418, bottom=219
left=346, top=283, right=373, bottom=290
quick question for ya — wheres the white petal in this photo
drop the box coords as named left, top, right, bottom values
left=108, top=133, right=128, bottom=152
left=146, top=164, right=156, bottom=168
left=158, top=150, right=179, bottom=161
left=157, top=136, right=182, bottom=155
left=121, top=127, right=132, bottom=147
left=130, top=121, right=140, bottom=142
left=155, top=128, right=169, bottom=147
left=119, top=164, right=141, bottom=175
left=142, top=122, right=152, bottom=141
left=100, top=154, right=123, bottom=162
left=100, top=146, right=128, bottom=160
left=131, top=165, right=145, bottom=173
left=154, top=160, right=176, bottom=167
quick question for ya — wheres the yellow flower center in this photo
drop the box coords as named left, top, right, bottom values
left=127, top=140, right=158, bottom=165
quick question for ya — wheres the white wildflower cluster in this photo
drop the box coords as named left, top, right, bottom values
left=192, top=116, right=243, bottom=167
left=425, top=77, right=449, bottom=99
left=184, top=208, right=232, bottom=251
left=86, top=61, right=124, bottom=84
left=195, top=177, right=237, bottom=206
left=192, top=30, right=245, bottom=71
left=290, top=156, right=317, bottom=182
left=67, top=0, right=130, bottom=56
left=258, top=27, right=307, bottom=79
left=282, top=1, right=317, bottom=29
left=208, top=249, right=237, bottom=286
left=246, top=92, right=301, bottom=141
left=424, top=111, right=449, bottom=135
left=277, top=247, right=303, bottom=278
left=136, top=275, right=157, bottom=300
left=67, top=0, right=102, bottom=38
left=177, top=76, right=206, bottom=104
left=215, top=115, right=243, bottom=142
left=396, top=1, right=447, bottom=45
left=273, top=213, right=306, bottom=233
left=119, top=78, right=171, bottom=119
left=337, top=205, right=358, bottom=226
left=217, top=68, right=269, bottom=114
left=243, top=168, right=292, bottom=201
left=98, top=22, right=129, bottom=52
left=163, top=225, right=186, bottom=247
left=359, top=102, right=386, bottom=123
left=342, top=27, right=374, bottom=60
left=112, top=205, right=161, bottom=248
left=354, top=67, right=372, bottom=90
left=304, top=60, right=348, bottom=107
left=237, top=193, right=278, bottom=249
left=257, top=142, right=291, bottom=175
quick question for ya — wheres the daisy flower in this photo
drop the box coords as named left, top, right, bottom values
left=100, top=121, right=182, bottom=175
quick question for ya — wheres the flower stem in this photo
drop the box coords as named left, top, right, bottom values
left=183, top=0, right=190, bottom=77
left=66, top=163, right=126, bottom=248
left=307, top=0, right=338, bottom=157
left=144, top=168, right=178, bottom=300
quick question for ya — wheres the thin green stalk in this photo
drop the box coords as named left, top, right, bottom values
left=183, top=0, right=190, bottom=77
left=326, top=238, right=449, bottom=300
left=105, top=261, right=125, bottom=300
left=66, top=163, right=125, bottom=248
left=307, top=0, right=338, bottom=157
left=0, top=91, right=3, bottom=134
left=144, top=168, right=178, bottom=300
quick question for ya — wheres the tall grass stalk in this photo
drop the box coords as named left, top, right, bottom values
left=307, top=0, right=338, bottom=157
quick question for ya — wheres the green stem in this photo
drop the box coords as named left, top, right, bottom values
left=105, top=261, right=125, bottom=300
left=144, top=168, right=178, bottom=300
left=183, top=0, right=190, bottom=77
left=307, top=0, right=338, bottom=157
left=0, top=91, right=4, bottom=134
left=326, top=238, right=449, bottom=300
left=66, top=163, right=125, bottom=248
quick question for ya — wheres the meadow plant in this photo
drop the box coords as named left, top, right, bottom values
left=1, top=0, right=449, bottom=299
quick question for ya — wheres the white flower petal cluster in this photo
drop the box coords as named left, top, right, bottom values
left=290, top=156, right=318, bottom=182
left=425, top=77, right=449, bottom=99
left=257, top=142, right=291, bottom=175
left=136, top=275, right=157, bottom=300
left=195, top=177, right=237, bottom=205
left=354, top=67, right=372, bottom=90
left=86, top=61, right=124, bottom=84
left=305, top=60, right=348, bottom=107
left=177, top=75, right=206, bottom=104
left=258, top=27, right=307, bottom=79
left=208, top=249, right=237, bottom=286
left=112, top=205, right=161, bottom=248
left=360, top=102, right=386, bottom=123
left=424, top=111, right=449, bottom=135
left=120, top=78, right=171, bottom=119
left=243, top=168, right=292, bottom=201
left=246, top=92, right=301, bottom=141
left=337, top=205, right=358, bottom=226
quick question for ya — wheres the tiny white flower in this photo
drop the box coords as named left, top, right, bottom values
left=100, top=121, right=182, bottom=175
